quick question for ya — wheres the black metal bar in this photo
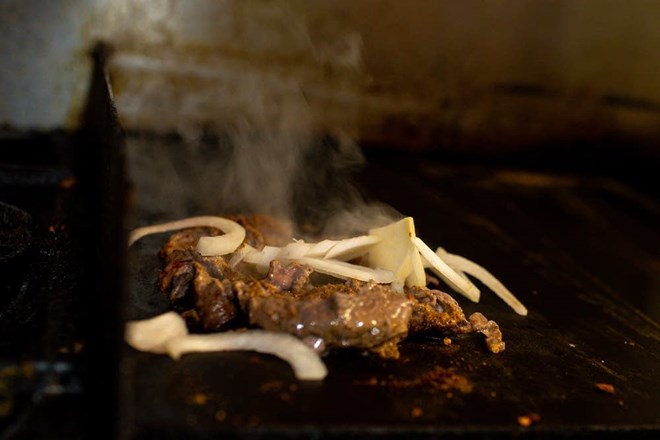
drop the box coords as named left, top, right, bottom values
left=74, top=42, right=128, bottom=440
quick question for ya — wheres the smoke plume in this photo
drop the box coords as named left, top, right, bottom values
left=122, top=4, right=401, bottom=237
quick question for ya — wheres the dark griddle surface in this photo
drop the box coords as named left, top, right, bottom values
left=122, top=151, right=660, bottom=439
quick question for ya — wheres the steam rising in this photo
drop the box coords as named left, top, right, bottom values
left=127, top=98, right=399, bottom=238
left=126, top=72, right=400, bottom=237
left=121, top=3, right=401, bottom=237
left=222, top=75, right=311, bottom=220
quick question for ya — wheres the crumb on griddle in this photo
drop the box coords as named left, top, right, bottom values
left=356, top=366, right=472, bottom=393
left=189, top=392, right=209, bottom=405
left=594, top=383, right=616, bottom=394
left=517, top=413, right=541, bottom=427
left=59, top=177, right=76, bottom=189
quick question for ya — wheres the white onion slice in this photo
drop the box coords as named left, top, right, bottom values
left=125, top=312, right=327, bottom=381
left=242, top=245, right=281, bottom=271
left=128, top=216, right=246, bottom=257
left=297, top=257, right=394, bottom=284
left=228, top=244, right=252, bottom=268
left=307, top=240, right=338, bottom=257
left=124, top=312, right=189, bottom=354
left=166, top=331, right=328, bottom=380
left=279, top=241, right=313, bottom=259
left=324, top=235, right=381, bottom=261
left=195, top=221, right=246, bottom=256
left=240, top=243, right=393, bottom=284
left=413, top=237, right=481, bottom=302
left=368, top=217, right=423, bottom=285
left=436, top=248, right=528, bottom=316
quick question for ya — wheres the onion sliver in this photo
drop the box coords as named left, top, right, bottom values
left=125, top=313, right=328, bottom=380
left=228, top=244, right=252, bottom=268
left=307, top=240, right=337, bottom=258
left=128, top=216, right=246, bottom=257
left=242, top=245, right=281, bottom=271
left=298, top=257, right=394, bottom=284
left=125, top=312, right=189, bottom=354
left=324, top=235, right=381, bottom=261
left=196, top=221, right=246, bottom=256
left=413, top=237, right=480, bottom=302
left=166, top=331, right=328, bottom=381
left=279, top=241, right=313, bottom=259
left=436, top=248, right=528, bottom=316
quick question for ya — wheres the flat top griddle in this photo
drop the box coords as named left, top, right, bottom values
left=121, top=148, right=660, bottom=439
left=4, top=49, right=655, bottom=439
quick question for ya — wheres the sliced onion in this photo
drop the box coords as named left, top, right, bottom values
left=240, top=242, right=394, bottom=284
left=228, top=244, right=252, bottom=268
left=125, top=312, right=327, bottom=381
left=279, top=241, right=313, bottom=259
left=307, top=240, right=338, bottom=258
left=124, top=311, right=189, bottom=354
left=368, top=217, right=422, bottom=284
left=406, top=243, right=427, bottom=287
left=195, top=221, right=246, bottom=256
left=436, top=247, right=528, bottom=316
left=242, top=245, right=281, bottom=271
left=297, top=257, right=394, bottom=284
left=128, top=216, right=246, bottom=257
left=166, top=331, right=328, bottom=381
left=413, top=237, right=481, bottom=302
left=323, top=235, right=381, bottom=261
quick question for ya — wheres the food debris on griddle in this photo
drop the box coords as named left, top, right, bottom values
left=517, top=413, right=541, bottom=427
left=594, top=383, right=616, bottom=394
left=356, top=366, right=473, bottom=394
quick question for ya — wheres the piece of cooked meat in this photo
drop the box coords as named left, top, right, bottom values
left=406, top=286, right=505, bottom=353
left=159, top=249, right=196, bottom=307
left=157, top=214, right=295, bottom=330
left=406, top=286, right=472, bottom=334
left=266, top=259, right=314, bottom=292
left=159, top=227, right=221, bottom=309
left=468, top=312, right=506, bottom=354
left=236, top=278, right=412, bottom=359
left=191, top=258, right=240, bottom=331
left=158, top=228, right=249, bottom=331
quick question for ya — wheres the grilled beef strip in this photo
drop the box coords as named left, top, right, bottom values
left=406, top=286, right=506, bottom=353
left=158, top=227, right=248, bottom=331
left=406, top=286, right=473, bottom=334
left=266, top=259, right=315, bottom=292
left=237, top=277, right=413, bottom=359
left=158, top=227, right=221, bottom=309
